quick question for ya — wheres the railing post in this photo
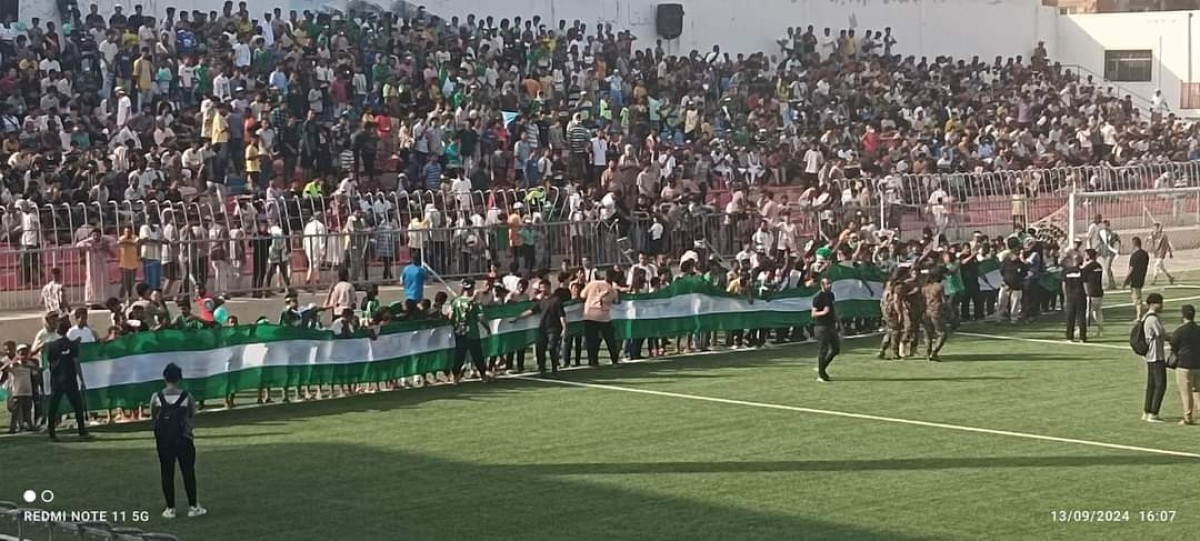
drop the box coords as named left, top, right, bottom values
left=1067, top=186, right=1077, bottom=243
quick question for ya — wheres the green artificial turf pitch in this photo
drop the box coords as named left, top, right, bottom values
left=4, top=287, right=1200, bottom=541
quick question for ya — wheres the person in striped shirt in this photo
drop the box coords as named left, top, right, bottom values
left=40, top=267, right=67, bottom=315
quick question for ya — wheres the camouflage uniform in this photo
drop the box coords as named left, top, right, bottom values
left=901, top=280, right=924, bottom=358
left=878, top=282, right=904, bottom=359
left=921, top=280, right=949, bottom=361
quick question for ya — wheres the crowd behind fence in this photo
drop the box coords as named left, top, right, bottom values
left=884, top=161, right=1200, bottom=240
left=0, top=211, right=753, bottom=312
left=3, top=162, right=1200, bottom=311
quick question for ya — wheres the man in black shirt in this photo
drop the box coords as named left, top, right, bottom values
left=1124, top=236, right=1150, bottom=320
left=1168, top=304, right=1200, bottom=425
left=46, top=320, right=90, bottom=441
left=997, top=250, right=1026, bottom=323
left=512, top=281, right=569, bottom=377
left=812, top=277, right=839, bottom=382
left=1062, top=255, right=1087, bottom=342
left=1082, top=249, right=1105, bottom=336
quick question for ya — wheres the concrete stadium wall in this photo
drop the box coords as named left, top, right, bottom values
left=414, top=0, right=1055, bottom=60
left=1056, top=11, right=1200, bottom=112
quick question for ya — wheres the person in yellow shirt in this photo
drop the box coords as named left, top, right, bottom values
left=245, top=131, right=263, bottom=190
left=210, top=105, right=229, bottom=146
left=121, top=29, right=138, bottom=48
left=133, top=50, right=155, bottom=112
left=117, top=226, right=141, bottom=300
left=507, top=205, right=525, bottom=270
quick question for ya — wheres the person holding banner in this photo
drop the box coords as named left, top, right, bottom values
left=581, top=269, right=622, bottom=367
left=45, top=319, right=91, bottom=441
left=449, top=280, right=493, bottom=384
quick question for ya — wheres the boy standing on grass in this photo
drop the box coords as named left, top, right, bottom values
left=152, top=362, right=207, bottom=519
left=2, top=343, right=39, bottom=434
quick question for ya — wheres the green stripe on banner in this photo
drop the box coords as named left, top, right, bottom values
left=72, top=273, right=889, bottom=410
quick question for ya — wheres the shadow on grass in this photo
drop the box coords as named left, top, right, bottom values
left=0, top=442, right=940, bottom=541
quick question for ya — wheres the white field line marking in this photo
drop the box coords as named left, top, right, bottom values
left=958, top=293, right=1200, bottom=349
left=956, top=332, right=1126, bottom=350
left=520, top=376, right=1200, bottom=459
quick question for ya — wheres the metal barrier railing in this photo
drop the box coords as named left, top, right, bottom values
left=4, top=162, right=1200, bottom=309
left=0, top=211, right=749, bottom=310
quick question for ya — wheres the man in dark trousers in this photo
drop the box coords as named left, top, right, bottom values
left=448, top=280, right=493, bottom=384
left=1082, top=249, right=1105, bottom=336
left=1168, top=304, right=1200, bottom=425
left=1124, top=236, right=1150, bottom=320
left=45, top=320, right=90, bottom=441
left=511, top=280, right=569, bottom=377
left=151, top=363, right=206, bottom=519
left=812, top=277, right=839, bottom=382
left=1062, top=254, right=1087, bottom=342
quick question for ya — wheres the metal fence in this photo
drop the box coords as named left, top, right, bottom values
left=0, top=210, right=750, bottom=311
left=6, top=162, right=1200, bottom=310
left=885, top=161, right=1200, bottom=241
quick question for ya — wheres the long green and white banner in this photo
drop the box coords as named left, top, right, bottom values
left=70, top=265, right=887, bottom=409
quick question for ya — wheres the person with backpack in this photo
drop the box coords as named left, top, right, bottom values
left=1131, top=293, right=1168, bottom=423
left=151, top=363, right=207, bottom=519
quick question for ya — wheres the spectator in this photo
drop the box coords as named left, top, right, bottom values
left=1142, top=293, right=1167, bottom=423
left=1170, top=304, right=1200, bottom=425
left=77, top=227, right=116, bottom=305
left=2, top=343, right=38, bottom=434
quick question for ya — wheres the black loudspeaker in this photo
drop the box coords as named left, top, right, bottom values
left=656, top=3, right=684, bottom=40
left=0, top=0, right=17, bottom=22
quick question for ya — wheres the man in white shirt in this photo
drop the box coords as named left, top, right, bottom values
left=214, top=71, right=233, bottom=102
left=66, top=309, right=98, bottom=343
left=628, top=252, right=658, bottom=286
left=116, top=88, right=133, bottom=127
left=233, top=39, right=252, bottom=69
left=18, top=200, right=42, bottom=286
left=450, top=173, right=472, bottom=217
left=140, top=217, right=164, bottom=291
left=803, top=146, right=823, bottom=182
left=589, top=133, right=608, bottom=184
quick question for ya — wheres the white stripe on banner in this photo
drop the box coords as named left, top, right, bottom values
left=82, top=327, right=455, bottom=390
left=84, top=280, right=884, bottom=391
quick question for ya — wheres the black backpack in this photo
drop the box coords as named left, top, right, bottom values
left=1130, top=315, right=1157, bottom=356
left=154, top=391, right=190, bottom=444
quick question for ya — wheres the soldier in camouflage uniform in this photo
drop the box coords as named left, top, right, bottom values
left=901, top=268, right=925, bottom=358
left=921, top=266, right=949, bottom=361
left=878, top=275, right=905, bottom=360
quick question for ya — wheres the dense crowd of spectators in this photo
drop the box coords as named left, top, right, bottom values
left=3, top=2, right=1198, bottom=239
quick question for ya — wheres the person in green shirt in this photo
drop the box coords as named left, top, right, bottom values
left=449, top=280, right=491, bottom=384
left=171, top=301, right=206, bottom=330
left=194, top=62, right=211, bottom=96
left=360, top=286, right=381, bottom=321
left=942, top=250, right=964, bottom=330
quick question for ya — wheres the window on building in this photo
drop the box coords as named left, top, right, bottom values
left=1104, top=50, right=1153, bottom=82
left=1181, top=83, right=1200, bottom=109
